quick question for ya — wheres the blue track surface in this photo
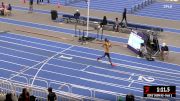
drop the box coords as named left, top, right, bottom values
left=1, top=17, right=180, bottom=54
left=0, top=32, right=179, bottom=100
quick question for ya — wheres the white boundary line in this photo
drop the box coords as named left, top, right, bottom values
left=81, top=65, right=91, bottom=71
left=0, top=52, right=39, bottom=63
left=0, top=61, right=142, bottom=92
left=1, top=34, right=180, bottom=77
left=0, top=39, right=57, bottom=53
left=0, top=33, right=179, bottom=80
left=2, top=33, right=180, bottom=71
left=1, top=59, right=180, bottom=96
left=66, top=48, right=180, bottom=71
left=0, top=55, right=179, bottom=91
left=0, top=35, right=66, bottom=50
left=63, top=50, right=180, bottom=74
left=128, top=80, right=134, bottom=87
left=0, top=50, right=179, bottom=88
left=0, top=67, right=148, bottom=99
left=30, top=45, right=74, bottom=87
left=57, top=52, right=180, bottom=81
left=128, top=73, right=135, bottom=80
left=0, top=45, right=48, bottom=58
left=0, top=33, right=179, bottom=75
left=7, top=32, right=180, bottom=67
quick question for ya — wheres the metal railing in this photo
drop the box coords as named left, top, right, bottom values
left=130, top=0, right=156, bottom=13
left=0, top=77, right=176, bottom=101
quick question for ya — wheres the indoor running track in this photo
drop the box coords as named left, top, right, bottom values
left=0, top=32, right=179, bottom=101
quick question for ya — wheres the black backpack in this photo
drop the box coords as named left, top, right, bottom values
left=30, top=95, right=36, bottom=101
left=126, top=94, right=134, bottom=101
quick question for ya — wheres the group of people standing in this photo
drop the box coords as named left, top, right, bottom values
left=0, top=2, right=12, bottom=16
left=2, top=87, right=57, bottom=101
left=29, top=0, right=50, bottom=13
left=100, top=8, right=128, bottom=32
left=139, top=42, right=169, bottom=61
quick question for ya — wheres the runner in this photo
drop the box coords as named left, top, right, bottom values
left=97, top=38, right=114, bottom=66
left=29, top=0, right=33, bottom=13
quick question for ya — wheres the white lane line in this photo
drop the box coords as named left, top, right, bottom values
left=0, top=45, right=48, bottom=58
left=7, top=32, right=180, bottom=67
left=128, top=80, right=134, bottom=87
left=1, top=56, right=180, bottom=89
left=30, top=45, right=74, bottom=87
left=0, top=34, right=179, bottom=83
left=59, top=55, right=73, bottom=60
left=128, top=73, right=135, bottom=80
left=60, top=53, right=180, bottom=76
left=1, top=60, right=180, bottom=94
left=1, top=43, right=180, bottom=86
left=1, top=34, right=180, bottom=72
left=55, top=53, right=180, bottom=83
left=1, top=34, right=180, bottom=78
left=0, top=68, right=148, bottom=100
left=2, top=32, right=180, bottom=76
left=1, top=48, right=180, bottom=86
left=0, top=39, right=57, bottom=53
left=0, top=35, right=66, bottom=50
left=65, top=49, right=180, bottom=73
left=0, top=52, right=39, bottom=63
left=6, top=59, right=48, bottom=81
left=81, top=65, right=91, bottom=71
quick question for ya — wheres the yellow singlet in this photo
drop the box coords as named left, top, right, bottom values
left=103, top=42, right=111, bottom=53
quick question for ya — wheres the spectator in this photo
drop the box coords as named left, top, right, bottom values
left=47, top=87, right=57, bottom=101
left=0, top=94, right=6, bottom=101
left=113, top=17, right=120, bottom=32
left=29, top=0, right=33, bottom=13
left=139, top=43, right=148, bottom=58
left=100, top=16, right=107, bottom=27
left=5, top=93, right=13, bottom=101
left=4, top=4, right=12, bottom=16
left=40, top=0, right=43, bottom=4
left=1, top=2, right=5, bottom=8
left=37, top=0, right=39, bottom=4
left=120, top=8, right=127, bottom=26
left=7, top=4, right=12, bottom=11
left=29, top=95, right=36, bottom=101
left=126, top=94, right=134, bottom=101
left=18, top=88, right=30, bottom=101
left=74, top=9, right=80, bottom=23
left=0, top=2, right=5, bottom=15
left=160, top=43, right=169, bottom=61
